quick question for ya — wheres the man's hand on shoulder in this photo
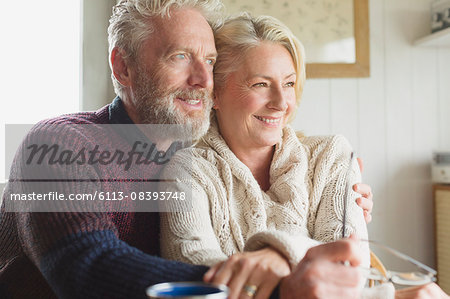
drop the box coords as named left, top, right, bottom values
left=354, top=157, right=374, bottom=224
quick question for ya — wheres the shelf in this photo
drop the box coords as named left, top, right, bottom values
left=414, top=27, right=450, bottom=47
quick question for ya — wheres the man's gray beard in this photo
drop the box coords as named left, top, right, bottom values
left=132, top=67, right=213, bottom=142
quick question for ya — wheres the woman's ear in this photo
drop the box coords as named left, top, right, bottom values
left=111, top=47, right=132, bottom=87
left=212, top=92, right=219, bottom=110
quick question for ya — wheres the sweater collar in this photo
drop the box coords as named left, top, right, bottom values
left=107, top=96, right=152, bottom=147
left=109, top=96, right=134, bottom=125
left=200, top=116, right=305, bottom=199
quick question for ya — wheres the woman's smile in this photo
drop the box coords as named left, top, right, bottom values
left=253, top=115, right=283, bottom=126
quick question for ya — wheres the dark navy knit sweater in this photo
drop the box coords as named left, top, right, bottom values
left=0, top=98, right=208, bottom=299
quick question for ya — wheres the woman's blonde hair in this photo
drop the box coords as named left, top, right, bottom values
left=213, top=13, right=306, bottom=120
left=108, top=0, right=224, bottom=97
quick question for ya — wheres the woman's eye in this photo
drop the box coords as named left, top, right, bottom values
left=285, top=81, right=295, bottom=87
left=175, top=54, right=186, bottom=60
left=252, top=82, right=267, bottom=87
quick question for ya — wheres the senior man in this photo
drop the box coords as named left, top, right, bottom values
left=0, top=1, right=374, bottom=298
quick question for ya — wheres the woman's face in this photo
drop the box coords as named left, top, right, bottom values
left=215, top=42, right=297, bottom=151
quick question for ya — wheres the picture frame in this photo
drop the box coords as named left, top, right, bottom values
left=221, top=0, right=370, bottom=78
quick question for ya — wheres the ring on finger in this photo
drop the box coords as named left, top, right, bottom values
left=243, top=284, right=258, bottom=297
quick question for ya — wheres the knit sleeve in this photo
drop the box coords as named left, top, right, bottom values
left=159, top=151, right=228, bottom=267
left=3, top=123, right=208, bottom=299
left=307, top=135, right=370, bottom=268
left=244, top=230, right=320, bottom=268
left=20, top=215, right=208, bottom=299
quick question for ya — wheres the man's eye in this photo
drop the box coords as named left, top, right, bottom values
left=206, top=58, right=215, bottom=65
left=253, top=82, right=268, bottom=87
left=175, top=54, right=186, bottom=59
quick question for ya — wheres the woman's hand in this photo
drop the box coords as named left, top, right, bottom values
left=203, top=247, right=291, bottom=299
left=354, top=157, right=374, bottom=224
left=395, top=283, right=449, bottom=299
left=280, top=237, right=362, bottom=299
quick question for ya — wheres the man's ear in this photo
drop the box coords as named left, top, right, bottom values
left=111, top=47, right=132, bottom=87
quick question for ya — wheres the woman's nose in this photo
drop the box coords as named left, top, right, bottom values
left=267, top=87, right=288, bottom=111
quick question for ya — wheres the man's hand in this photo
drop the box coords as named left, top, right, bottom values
left=354, top=157, right=374, bottom=224
left=280, top=237, right=362, bottom=299
left=395, top=283, right=450, bottom=299
left=203, top=247, right=291, bottom=299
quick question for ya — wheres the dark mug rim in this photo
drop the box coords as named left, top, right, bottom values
left=146, top=282, right=229, bottom=299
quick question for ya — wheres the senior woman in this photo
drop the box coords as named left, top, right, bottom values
left=160, top=12, right=371, bottom=296
left=159, top=13, right=445, bottom=299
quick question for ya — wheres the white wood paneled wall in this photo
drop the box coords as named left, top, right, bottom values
left=81, top=0, right=116, bottom=111
left=292, top=0, right=450, bottom=269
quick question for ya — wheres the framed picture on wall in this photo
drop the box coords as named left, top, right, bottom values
left=220, top=0, right=370, bottom=78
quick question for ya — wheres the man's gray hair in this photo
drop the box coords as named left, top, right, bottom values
left=108, top=0, right=224, bottom=98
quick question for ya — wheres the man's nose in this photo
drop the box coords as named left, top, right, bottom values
left=187, top=60, right=213, bottom=89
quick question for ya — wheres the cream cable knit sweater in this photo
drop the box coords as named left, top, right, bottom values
left=160, top=121, right=394, bottom=298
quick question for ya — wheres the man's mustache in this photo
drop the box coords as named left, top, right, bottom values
left=171, top=89, right=213, bottom=104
